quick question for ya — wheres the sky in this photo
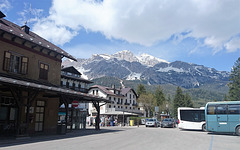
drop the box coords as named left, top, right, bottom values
left=1, top=0, right=240, bottom=72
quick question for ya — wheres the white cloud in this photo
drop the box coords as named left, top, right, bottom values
left=224, top=37, right=240, bottom=53
left=31, top=0, right=240, bottom=52
left=0, top=0, right=11, bottom=11
left=32, top=19, right=78, bottom=45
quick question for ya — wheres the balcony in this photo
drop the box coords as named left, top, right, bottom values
left=61, top=86, right=89, bottom=93
left=117, top=102, right=122, bottom=104
left=132, top=103, right=138, bottom=106
left=124, top=102, right=130, bottom=105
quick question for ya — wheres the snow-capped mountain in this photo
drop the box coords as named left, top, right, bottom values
left=137, top=53, right=169, bottom=67
left=62, top=50, right=230, bottom=88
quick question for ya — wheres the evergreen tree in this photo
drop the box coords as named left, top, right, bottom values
left=137, top=84, right=146, bottom=97
left=173, top=87, right=185, bottom=118
left=228, top=57, right=240, bottom=101
left=184, top=93, right=194, bottom=107
left=155, top=86, right=165, bottom=106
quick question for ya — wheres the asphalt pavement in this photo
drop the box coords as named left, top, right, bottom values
left=0, top=126, right=239, bottom=150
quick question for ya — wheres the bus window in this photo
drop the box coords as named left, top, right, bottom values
left=207, top=105, right=216, bottom=115
left=216, top=105, right=227, bottom=114
left=228, top=105, right=240, bottom=114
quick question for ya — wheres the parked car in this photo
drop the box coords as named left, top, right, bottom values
left=161, top=118, right=175, bottom=128
left=145, top=118, right=160, bottom=127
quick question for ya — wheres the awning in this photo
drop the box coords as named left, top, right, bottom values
left=0, top=74, right=110, bottom=103
left=101, top=111, right=139, bottom=116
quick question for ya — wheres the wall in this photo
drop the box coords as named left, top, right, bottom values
left=0, top=39, right=61, bottom=86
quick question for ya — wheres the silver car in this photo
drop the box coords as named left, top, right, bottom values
left=145, top=118, right=160, bottom=127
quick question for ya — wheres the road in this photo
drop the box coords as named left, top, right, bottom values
left=0, top=126, right=239, bottom=150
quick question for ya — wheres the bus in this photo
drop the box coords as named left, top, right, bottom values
left=178, top=107, right=206, bottom=131
left=205, top=101, right=240, bottom=135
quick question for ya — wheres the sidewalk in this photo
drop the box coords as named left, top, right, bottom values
left=0, top=127, right=124, bottom=148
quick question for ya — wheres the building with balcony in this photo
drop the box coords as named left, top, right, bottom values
left=88, top=85, right=143, bottom=125
left=59, top=66, right=93, bottom=129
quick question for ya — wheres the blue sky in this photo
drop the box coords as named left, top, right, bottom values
left=1, top=0, right=240, bottom=71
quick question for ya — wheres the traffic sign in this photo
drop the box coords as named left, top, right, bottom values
left=72, top=100, right=79, bottom=108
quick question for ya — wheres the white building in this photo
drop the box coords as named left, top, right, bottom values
left=88, top=85, right=143, bottom=124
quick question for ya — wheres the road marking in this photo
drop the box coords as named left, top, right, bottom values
left=209, top=135, right=214, bottom=150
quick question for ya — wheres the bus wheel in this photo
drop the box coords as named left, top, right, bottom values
left=235, top=126, right=240, bottom=136
left=202, top=124, right=207, bottom=132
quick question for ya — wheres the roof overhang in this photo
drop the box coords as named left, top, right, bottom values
left=0, top=74, right=110, bottom=103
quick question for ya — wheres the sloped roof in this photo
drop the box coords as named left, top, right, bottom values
left=90, top=85, right=124, bottom=97
left=0, top=73, right=109, bottom=103
left=62, top=66, right=82, bottom=75
left=0, top=17, right=76, bottom=61
left=61, top=74, right=93, bottom=84
left=120, top=87, right=138, bottom=98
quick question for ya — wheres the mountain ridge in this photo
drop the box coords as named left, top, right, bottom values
left=62, top=50, right=229, bottom=88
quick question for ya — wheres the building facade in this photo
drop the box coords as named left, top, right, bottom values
left=0, top=12, right=108, bottom=137
left=59, top=66, right=93, bottom=129
left=88, top=85, right=143, bottom=125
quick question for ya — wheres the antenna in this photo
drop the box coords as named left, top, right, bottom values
left=28, top=3, right=31, bottom=28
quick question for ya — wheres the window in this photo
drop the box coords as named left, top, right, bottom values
left=72, top=83, right=75, bottom=90
left=207, top=105, right=216, bottom=115
left=109, top=97, right=111, bottom=100
left=109, top=105, right=111, bottom=108
left=3, top=51, right=28, bottom=74
left=35, top=101, right=45, bottom=132
left=78, top=84, right=81, bottom=89
left=93, top=90, right=95, bottom=95
left=180, top=110, right=205, bottom=122
left=216, top=105, right=227, bottom=114
left=66, top=82, right=69, bottom=88
left=21, top=57, right=28, bottom=74
left=228, top=105, right=240, bottom=114
left=96, top=90, right=98, bottom=95
left=39, top=63, right=49, bottom=80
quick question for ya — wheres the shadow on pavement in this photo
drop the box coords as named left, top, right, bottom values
left=0, top=128, right=124, bottom=148
left=207, top=132, right=236, bottom=136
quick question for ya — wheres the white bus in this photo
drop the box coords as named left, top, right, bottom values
left=178, top=107, right=206, bottom=131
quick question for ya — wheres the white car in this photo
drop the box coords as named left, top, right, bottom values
left=145, top=118, right=160, bottom=127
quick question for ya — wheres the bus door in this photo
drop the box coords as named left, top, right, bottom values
left=216, top=104, right=229, bottom=132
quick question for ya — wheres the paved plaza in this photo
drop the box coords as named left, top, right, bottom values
left=0, top=126, right=239, bottom=150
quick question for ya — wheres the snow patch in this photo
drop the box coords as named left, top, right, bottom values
left=157, top=66, right=187, bottom=73
left=126, top=72, right=142, bottom=80
left=76, top=66, right=90, bottom=79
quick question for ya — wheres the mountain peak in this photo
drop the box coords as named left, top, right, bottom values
left=112, top=50, right=138, bottom=62
left=137, top=53, right=169, bottom=66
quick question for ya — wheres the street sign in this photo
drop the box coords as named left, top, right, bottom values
left=155, top=106, right=159, bottom=112
left=72, top=100, right=79, bottom=108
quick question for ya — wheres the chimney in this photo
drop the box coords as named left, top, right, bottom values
left=21, top=21, right=30, bottom=34
left=0, top=11, right=6, bottom=19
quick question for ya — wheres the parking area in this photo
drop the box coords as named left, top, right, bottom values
left=0, top=126, right=239, bottom=150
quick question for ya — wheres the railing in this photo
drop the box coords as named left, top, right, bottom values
left=124, top=102, right=130, bottom=105
left=132, top=103, right=138, bottom=106
left=61, top=86, right=89, bottom=93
